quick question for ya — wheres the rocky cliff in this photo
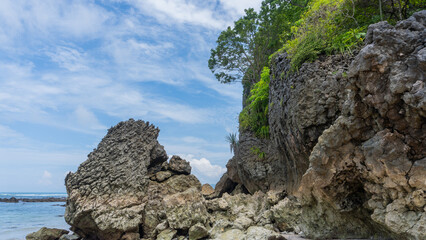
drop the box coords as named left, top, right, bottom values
left=222, top=10, right=425, bottom=240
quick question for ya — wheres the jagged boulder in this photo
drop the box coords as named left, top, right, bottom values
left=64, top=119, right=203, bottom=240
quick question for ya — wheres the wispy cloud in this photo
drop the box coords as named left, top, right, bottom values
left=127, top=0, right=228, bottom=29
left=48, top=46, right=89, bottom=72
left=0, top=0, right=111, bottom=51
left=0, top=0, right=261, bottom=191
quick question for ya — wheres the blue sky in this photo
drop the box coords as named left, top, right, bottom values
left=0, top=0, right=262, bottom=192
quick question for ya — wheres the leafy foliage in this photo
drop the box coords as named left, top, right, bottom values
left=239, top=67, right=270, bottom=138
left=279, top=0, right=425, bottom=71
left=209, top=0, right=307, bottom=84
left=250, top=146, right=266, bottom=159
left=208, top=8, right=259, bottom=84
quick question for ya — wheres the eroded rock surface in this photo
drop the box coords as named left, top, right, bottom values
left=280, top=11, right=426, bottom=240
left=65, top=119, right=203, bottom=240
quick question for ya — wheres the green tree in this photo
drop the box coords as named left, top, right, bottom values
left=208, top=8, right=259, bottom=85
left=208, top=0, right=308, bottom=85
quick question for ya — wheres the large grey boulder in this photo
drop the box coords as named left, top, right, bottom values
left=65, top=119, right=169, bottom=239
left=64, top=119, right=207, bottom=240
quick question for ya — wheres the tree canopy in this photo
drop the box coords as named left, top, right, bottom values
left=208, top=0, right=307, bottom=85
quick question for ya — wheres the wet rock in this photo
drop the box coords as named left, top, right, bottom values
left=0, top=197, right=18, bottom=203
left=26, top=227, right=69, bottom=240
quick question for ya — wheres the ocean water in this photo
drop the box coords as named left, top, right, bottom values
left=0, top=193, right=70, bottom=240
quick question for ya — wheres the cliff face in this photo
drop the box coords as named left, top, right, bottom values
left=224, top=10, right=426, bottom=239
left=294, top=12, right=426, bottom=239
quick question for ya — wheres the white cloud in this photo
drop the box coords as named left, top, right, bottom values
left=122, top=0, right=263, bottom=30
left=73, top=106, right=106, bottom=131
left=38, top=170, right=52, bottom=185
left=179, top=154, right=226, bottom=183
left=128, top=0, right=228, bottom=29
left=48, top=46, right=89, bottom=72
left=0, top=125, right=28, bottom=146
left=0, top=0, right=111, bottom=48
left=0, top=61, right=211, bottom=132
left=220, top=0, right=263, bottom=18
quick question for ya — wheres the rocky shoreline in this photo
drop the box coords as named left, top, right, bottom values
left=26, top=11, right=425, bottom=240
left=0, top=197, right=66, bottom=203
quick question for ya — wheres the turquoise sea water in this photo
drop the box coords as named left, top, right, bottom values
left=0, top=193, right=70, bottom=240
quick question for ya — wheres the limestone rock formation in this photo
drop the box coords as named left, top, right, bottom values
left=269, top=53, right=354, bottom=193
left=65, top=119, right=168, bottom=239
left=64, top=119, right=204, bottom=240
left=272, top=11, right=426, bottom=240
left=225, top=46, right=355, bottom=195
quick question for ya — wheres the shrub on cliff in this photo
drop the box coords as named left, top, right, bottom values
left=279, top=0, right=425, bottom=71
left=239, top=67, right=270, bottom=138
